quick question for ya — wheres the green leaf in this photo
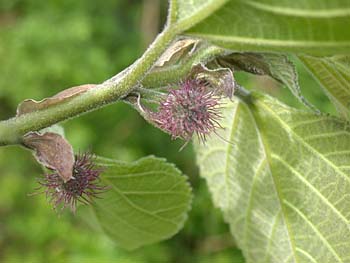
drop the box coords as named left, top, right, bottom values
left=92, top=156, right=192, bottom=250
left=169, top=0, right=229, bottom=30
left=195, top=94, right=350, bottom=262
left=299, top=55, right=350, bottom=119
left=218, top=52, right=317, bottom=110
left=184, top=0, right=350, bottom=54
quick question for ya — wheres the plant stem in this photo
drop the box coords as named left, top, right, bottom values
left=0, top=28, right=177, bottom=146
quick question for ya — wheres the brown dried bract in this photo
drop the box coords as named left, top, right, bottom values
left=154, top=38, right=199, bottom=67
left=23, top=132, right=75, bottom=182
left=17, top=84, right=97, bottom=116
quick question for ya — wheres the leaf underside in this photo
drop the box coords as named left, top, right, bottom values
left=195, top=94, right=350, bottom=263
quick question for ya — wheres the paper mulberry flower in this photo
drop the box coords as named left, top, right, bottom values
left=152, top=79, right=222, bottom=142
left=36, top=152, right=106, bottom=212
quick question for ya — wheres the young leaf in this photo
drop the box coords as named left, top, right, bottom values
left=218, top=52, right=316, bottom=110
left=299, top=55, right=350, bottom=119
left=92, top=156, right=192, bottom=250
left=195, top=94, right=350, bottom=262
left=184, top=0, right=350, bottom=54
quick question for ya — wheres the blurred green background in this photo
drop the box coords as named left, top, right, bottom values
left=0, top=0, right=335, bottom=262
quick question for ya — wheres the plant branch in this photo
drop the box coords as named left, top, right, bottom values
left=0, top=28, right=178, bottom=146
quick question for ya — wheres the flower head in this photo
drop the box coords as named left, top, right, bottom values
left=36, top=152, right=106, bottom=212
left=152, top=79, right=222, bottom=142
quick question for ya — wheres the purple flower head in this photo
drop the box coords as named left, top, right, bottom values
left=36, top=152, right=106, bottom=213
left=152, top=79, right=222, bottom=143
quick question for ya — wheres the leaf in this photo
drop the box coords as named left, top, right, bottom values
left=92, top=156, right=192, bottom=250
left=299, top=55, right=350, bottom=119
left=195, top=94, right=350, bottom=262
left=218, top=52, right=317, bottom=110
left=23, top=132, right=74, bottom=182
left=17, top=84, right=97, bottom=116
left=169, top=0, right=229, bottom=29
left=184, top=0, right=350, bottom=54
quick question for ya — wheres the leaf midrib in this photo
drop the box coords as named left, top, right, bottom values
left=256, top=99, right=349, bottom=262
left=241, top=100, right=299, bottom=263
left=104, top=177, right=179, bottom=226
left=244, top=100, right=299, bottom=263
left=187, top=34, right=350, bottom=48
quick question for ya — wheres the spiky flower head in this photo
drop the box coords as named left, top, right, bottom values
left=37, top=152, right=106, bottom=213
left=152, top=79, right=222, bottom=142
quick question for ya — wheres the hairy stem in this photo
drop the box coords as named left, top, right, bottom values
left=0, top=28, right=177, bottom=146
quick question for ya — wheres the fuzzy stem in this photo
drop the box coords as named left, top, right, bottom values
left=0, top=28, right=177, bottom=146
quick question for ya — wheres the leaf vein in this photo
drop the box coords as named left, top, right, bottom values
left=272, top=154, right=349, bottom=225
left=284, top=200, right=342, bottom=262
